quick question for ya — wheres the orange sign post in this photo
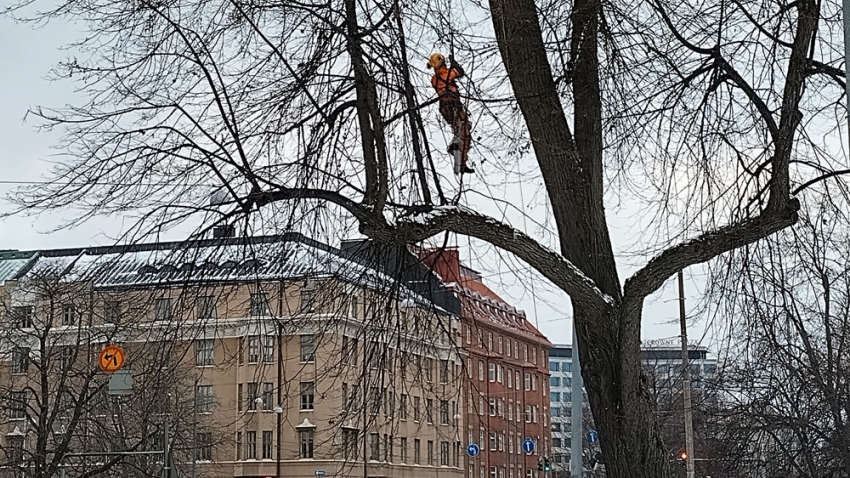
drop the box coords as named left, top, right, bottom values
left=98, top=345, right=126, bottom=373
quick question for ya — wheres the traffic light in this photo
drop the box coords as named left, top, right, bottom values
left=677, top=449, right=688, bottom=468
left=537, top=459, right=543, bottom=471
left=543, top=457, right=551, bottom=472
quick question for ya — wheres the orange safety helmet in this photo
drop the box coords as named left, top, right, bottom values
left=427, top=52, right=446, bottom=69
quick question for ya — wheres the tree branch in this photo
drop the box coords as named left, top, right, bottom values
left=623, top=199, right=800, bottom=301
left=247, top=188, right=614, bottom=313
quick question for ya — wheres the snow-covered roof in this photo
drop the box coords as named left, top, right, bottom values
left=0, top=256, right=34, bottom=284
left=5, top=234, right=446, bottom=311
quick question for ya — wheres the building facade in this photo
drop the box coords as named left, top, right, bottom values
left=421, top=250, right=551, bottom=478
left=0, top=235, right=466, bottom=478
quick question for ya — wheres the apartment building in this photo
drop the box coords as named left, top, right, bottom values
left=420, top=249, right=552, bottom=478
left=0, top=235, right=466, bottom=478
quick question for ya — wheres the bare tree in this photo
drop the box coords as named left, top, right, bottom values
left=0, top=264, right=228, bottom=478
left=707, top=198, right=850, bottom=478
left=4, top=0, right=844, bottom=475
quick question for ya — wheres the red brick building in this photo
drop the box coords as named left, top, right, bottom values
left=421, top=249, right=552, bottom=478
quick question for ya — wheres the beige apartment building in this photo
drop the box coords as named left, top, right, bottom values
left=0, top=234, right=466, bottom=478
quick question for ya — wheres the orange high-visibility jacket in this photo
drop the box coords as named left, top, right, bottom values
left=431, top=66, right=460, bottom=97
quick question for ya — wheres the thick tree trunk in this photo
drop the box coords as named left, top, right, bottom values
left=576, top=302, right=671, bottom=478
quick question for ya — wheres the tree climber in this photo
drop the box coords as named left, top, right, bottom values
left=427, top=52, right=474, bottom=175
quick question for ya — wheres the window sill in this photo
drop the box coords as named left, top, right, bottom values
left=300, top=409, right=314, bottom=412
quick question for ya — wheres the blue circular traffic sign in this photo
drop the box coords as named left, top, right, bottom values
left=522, top=438, right=535, bottom=454
left=587, top=430, right=599, bottom=443
left=467, top=444, right=480, bottom=457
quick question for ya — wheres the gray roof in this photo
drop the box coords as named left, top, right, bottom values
left=3, top=234, right=452, bottom=312
left=0, top=257, right=34, bottom=284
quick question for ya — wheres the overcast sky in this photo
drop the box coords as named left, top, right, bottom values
left=0, top=14, right=715, bottom=349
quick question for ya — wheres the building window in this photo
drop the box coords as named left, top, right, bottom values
left=514, top=340, right=519, bottom=358
left=553, top=438, right=562, bottom=448
left=563, top=362, right=572, bottom=373
left=195, top=339, right=214, bottom=366
left=477, top=328, right=483, bottom=347
left=440, top=360, right=450, bottom=383
left=62, top=304, right=75, bottom=326
left=550, top=377, right=560, bottom=387
left=440, top=441, right=450, bottom=466
left=262, top=431, right=273, bottom=459
left=300, top=287, right=316, bottom=313
left=551, top=407, right=560, bottom=417
left=262, top=383, right=274, bottom=411
left=384, top=434, right=392, bottom=462
left=250, top=292, right=270, bottom=317
left=491, top=467, right=498, bottom=478
left=246, top=431, right=257, bottom=459
left=155, top=298, right=172, bottom=322
left=533, top=347, right=537, bottom=364
left=414, top=438, right=421, bottom=464
left=263, top=337, right=274, bottom=363
left=424, top=358, right=434, bottom=382
left=427, top=440, right=434, bottom=465
left=370, top=433, right=380, bottom=461
left=11, top=348, right=28, bottom=374
left=8, top=391, right=26, bottom=419
left=489, top=432, right=497, bottom=451
left=248, top=336, right=260, bottom=363
left=508, top=400, right=513, bottom=420
left=413, top=396, right=421, bottom=421
left=478, top=360, right=484, bottom=381
left=11, top=306, right=34, bottom=328
left=489, top=398, right=496, bottom=416
left=426, top=398, right=434, bottom=423
left=466, top=326, right=471, bottom=344
left=526, top=469, right=533, bottom=478
left=551, top=392, right=560, bottom=402
left=197, top=296, right=216, bottom=320
left=489, top=363, right=496, bottom=382
left=507, top=368, right=513, bottom=388
left=341, top=336, right=358, bottom=365
left=195, top=385, right=213, bottom=413
left=104, top=301, right=121, bottom=324
left=236, top=432, right=243, bottom=460
left=532, top=375, right=538, bottom=391
left=487, top=332, right=493, bottom=350
left=195, top=432, right=212, bottom=461
left=247, top=383, right=259, bottom=411
left=301, top=335, right=316, bottom=362
left=400, top=437, right=408, bottom=462
left=497, top=365, right=503, bottom=383
left=524, top=373, right=531, bottom=391
left=300, top=430, right=314, bottom=458
left=498, top=336, right=503, bottom=354
left=343, top=429, right=358, bottom=459
left=525, top=405, right=532, bottom=423
left=400, top=394, right=408, bottom=419
left=300, top=382, right=315, bottom=410
left=440, top=400, right=449, bottom=424
left=549, top=361, right=559, bottom=372
left=7, top=435, right=24, bottom=463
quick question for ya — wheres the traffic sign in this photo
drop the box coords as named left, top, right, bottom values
left=98, top=345, right=126, bottom=373
left=467, top=444, right=480, bottom=457
left=522, top=438, right=535, bottom=454
left=587, top=430, right=599, bottom=443
left=315, top=471, right=325, bottom=476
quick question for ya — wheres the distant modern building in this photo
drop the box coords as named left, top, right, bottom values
left=547, top=342, right=717, bottom=474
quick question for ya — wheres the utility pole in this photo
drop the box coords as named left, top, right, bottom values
left=569, top=322, right=583, bottom=478
left=678, top=271, right=695, bottom=478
